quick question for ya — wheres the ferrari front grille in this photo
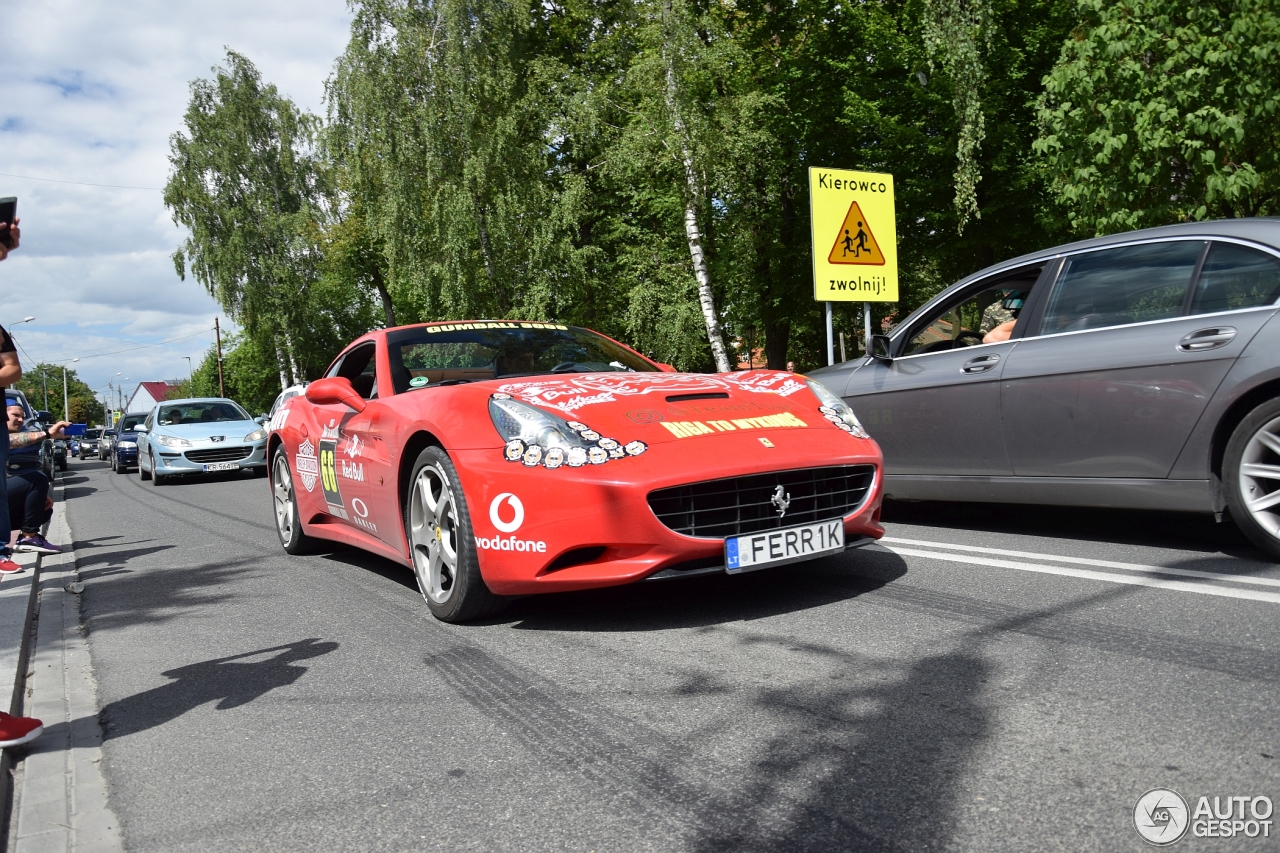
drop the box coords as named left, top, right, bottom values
left=185, top=446, right=253, bottom=464
left=647, top=465, right=876, bottom=539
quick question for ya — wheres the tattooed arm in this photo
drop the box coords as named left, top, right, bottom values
left=9, top=421, right=70, bottom=449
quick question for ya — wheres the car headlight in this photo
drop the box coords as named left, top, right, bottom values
left=243, top=428, right=267, bottom=443
left=489, top=396, right=591, bottom=451
left=805, top=378, right=870, bottom=439
left=118, top=440, right=136, bottom=448
left=156, top=435, right=192, bottom=448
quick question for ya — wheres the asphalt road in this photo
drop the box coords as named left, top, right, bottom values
left=56, top=455, right=1280, bottom=852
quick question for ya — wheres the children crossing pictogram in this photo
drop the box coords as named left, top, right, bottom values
left=827, top=200, right=885, bottom=265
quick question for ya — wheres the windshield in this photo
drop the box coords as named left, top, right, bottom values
left=85, top=429, right=101, bottom=439
left=118, top=415, right=146, bottom=431
left=156, top=401, right=250, bottom=426
left=386, top=322, right=657, bottom=394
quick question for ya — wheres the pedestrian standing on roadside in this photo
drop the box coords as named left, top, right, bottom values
left=0, top=215, right=43, bottom=749
left=6, top=405, right=66, bottom=554
left=0, top=215, right=24, bottom=576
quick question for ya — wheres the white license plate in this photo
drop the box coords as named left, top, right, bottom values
left=725, top=519, right=844, bottom=574
left=203, top=461, right=240, bottom=472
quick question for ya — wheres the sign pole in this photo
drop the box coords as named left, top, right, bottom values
left=864, top=302, right=872, bottom=354
left=825, top=303, right=834, bottom=366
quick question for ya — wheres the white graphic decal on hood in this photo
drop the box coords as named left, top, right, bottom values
left=496, top=370, right=804, bottom=413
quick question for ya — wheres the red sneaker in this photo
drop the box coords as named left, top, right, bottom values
left=0, top=553, right=20, bottom=574
left=0, top=712, right=42, bottom=748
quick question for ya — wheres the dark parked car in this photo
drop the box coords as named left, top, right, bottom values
left=4, top=392, right=54, bottom=480
left=51, top=439, right=68, bottom=472
left=80, top=428, right=103, bottom=459
left=109, top=414, right=147, bottom=473
left=813, top=219, right=1280, bottom=559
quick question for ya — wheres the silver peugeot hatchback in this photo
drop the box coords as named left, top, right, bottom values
left=812, top=219, right=1280, bottom=559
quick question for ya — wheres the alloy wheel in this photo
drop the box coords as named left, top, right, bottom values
left=272, top=455, right=295, bottom=543
left=1239, top=413, right=1280, bottom=540
left=408, top=462, right=460, bottom=605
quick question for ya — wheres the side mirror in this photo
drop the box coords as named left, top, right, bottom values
left=255, top=415, right=267, bottom=424
left=870, top=335, right=893, bottom=362
left=305, top=377, right=367, bottom=413
left=135, top=425, right=148, bottom=433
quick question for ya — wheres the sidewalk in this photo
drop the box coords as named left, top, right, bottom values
left=5, top=484, right=122, bottom=853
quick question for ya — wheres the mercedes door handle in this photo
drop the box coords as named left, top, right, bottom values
left=1178, top=327, right=1237, bottom=352
left=960, top=354, right=1000, bottom=374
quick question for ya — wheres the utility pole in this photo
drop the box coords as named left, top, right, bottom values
left=214, top=317, right=225, bottom=398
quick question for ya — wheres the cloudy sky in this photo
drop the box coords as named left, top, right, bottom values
left=0, top=0, right=353, bottom=411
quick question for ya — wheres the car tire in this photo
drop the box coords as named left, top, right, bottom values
left=1224, top=397, right=1280, bottom=561
left=271, top=449, right=314, bottom=555
left=150, top=453, right=166, bottom=486
left=404, top=446, right=505, bottom=623
left=139, top=452, right=151, bottom=481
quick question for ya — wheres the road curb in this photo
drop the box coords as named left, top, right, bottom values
left=9, top=480, right=122, bottom=853
left=0, top=546, right=41, bottom=851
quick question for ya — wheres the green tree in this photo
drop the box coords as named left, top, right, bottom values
left=1036, top=0, right=1280, bottom=234
left=317, top=0, right=1074, bottom=371
left=328, top=0, right=588, bottom=325
left=185, top=332, right=288, bottom=415
left=15, top=363, right=97, bottom=422
left=167, top=51, right=370, bottom=389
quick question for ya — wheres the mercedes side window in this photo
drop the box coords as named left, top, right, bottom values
left=1189, top=242, right=1280, bottom=315
left=1040, top=241, right=1203, bottom=334
left=329, top=343, right=378, bottom=400
left=901, top=269, right=1041, bottom=356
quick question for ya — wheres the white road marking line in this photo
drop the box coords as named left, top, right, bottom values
left=877, top=545, right=1280, bottom=605
left=881, top=536, right=1280, bottom=589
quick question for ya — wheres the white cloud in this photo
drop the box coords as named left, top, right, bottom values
left=0, top=0, right=353, bottom=409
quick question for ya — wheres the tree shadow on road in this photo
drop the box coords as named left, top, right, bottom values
left=691, top=650, right=991, bottom=852
left=80, top=554, right=260, bottom=634
left=99, top=638, right=339, bottom=741
left=429, top=638, right=988, bottom=851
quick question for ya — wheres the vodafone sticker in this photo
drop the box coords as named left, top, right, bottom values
left=489, top=493, right=525, bottom=533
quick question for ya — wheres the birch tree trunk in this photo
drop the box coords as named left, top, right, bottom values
left=372, top=266, right=397, bottom=328
left=274, top=343, right=290, bottom=392
left=662, top=1, right=732, bottom=373
left=283, top=330, right=303, bottom=386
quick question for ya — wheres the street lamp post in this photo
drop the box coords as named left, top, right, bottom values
left=62, top=358, right=79, bottom=422
left=5, top=318, right=33, bottom=390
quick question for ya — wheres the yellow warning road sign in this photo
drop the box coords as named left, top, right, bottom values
left=809, top=168, right=897, bottom=302
left=827, top=200, right=885, bottom=265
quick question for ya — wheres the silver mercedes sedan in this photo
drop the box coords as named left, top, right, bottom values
left=812, top=219, right=1280, bottom=559
left=135, top=398, right=268, bottom=485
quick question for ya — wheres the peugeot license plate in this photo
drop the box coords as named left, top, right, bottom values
left=203, top=461, right=239, bottom=472
left=725, top=519, right=844, bottom=574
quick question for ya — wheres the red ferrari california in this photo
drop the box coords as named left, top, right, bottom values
left=267, top=321, right=885, bottom=621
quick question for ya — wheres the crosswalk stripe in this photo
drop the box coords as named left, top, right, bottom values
left=876, top=544, right=1280, bottom=605
left=881, top=536, right=1280, bottom=589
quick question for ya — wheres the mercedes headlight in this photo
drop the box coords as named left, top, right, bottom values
left=156, top=435, right=192, bottom=448
left=243, top=428, right=267, bottom=443
left=489, top=396, right=590, bottom=451
left=805, top=378, right=870, bottom=439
